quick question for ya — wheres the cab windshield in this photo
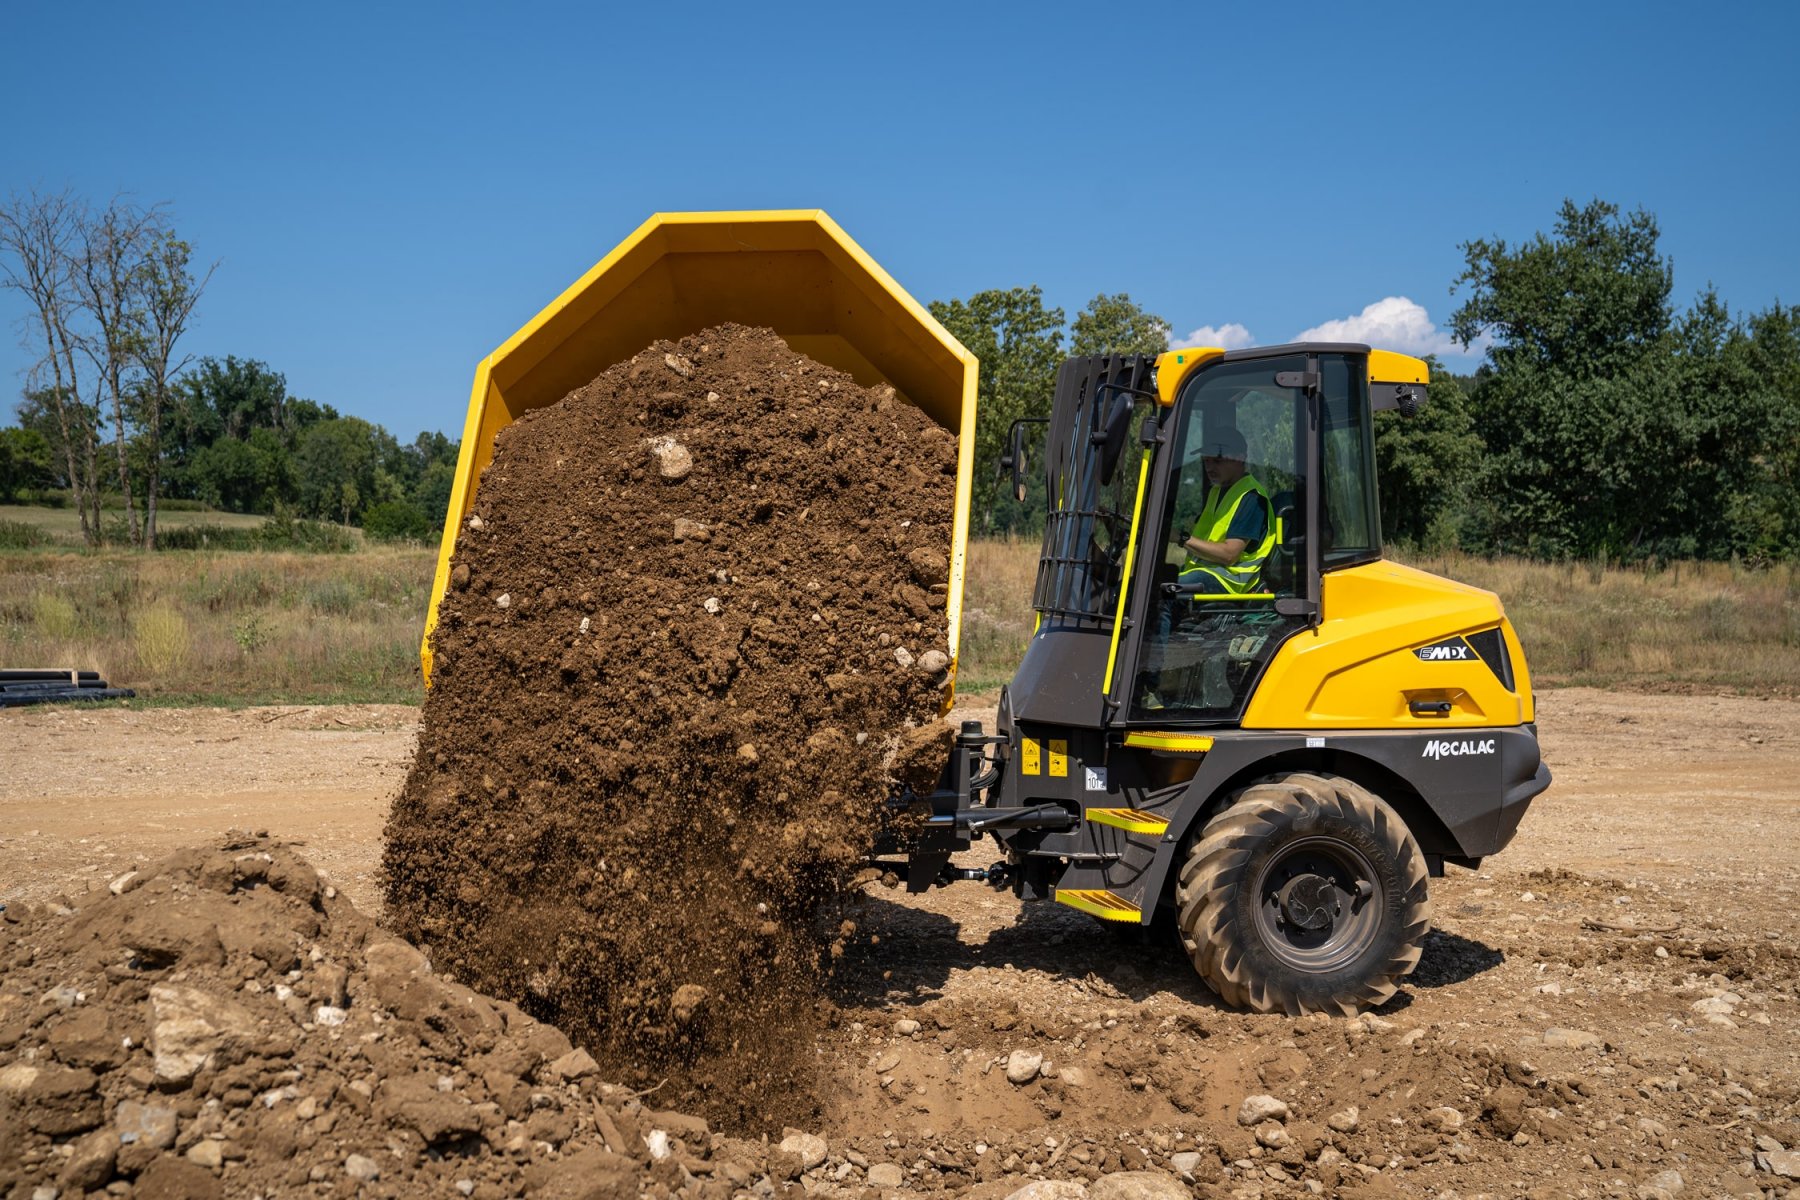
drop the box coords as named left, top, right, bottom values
left=1031, top=359, right=1156, bottom=625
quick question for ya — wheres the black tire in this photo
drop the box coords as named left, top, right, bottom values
left=1175, top=771, right=1430, bottom=1015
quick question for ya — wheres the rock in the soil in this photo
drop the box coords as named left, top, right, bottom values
left=669, top=983, right=709, bottom=1024
left=894, top=1018, right=920, bottom=1036
left=1006, top=1049, right=1044, bottom=1084
left=1168, top=1151, right=1203, bottom=1179
left=646, top=435, right=693, bottom=481
left=115, top=1099, right=178, bottom=1150
left=1254, top=1121, right=1290, bottom=1149
left=186, top=1139, right=224, bottom=1169
left=779, top=1131, right=828, bottom=1170
left=1237, top=1094, right=1291, bottom=1125
left=1003, top=1181, right=1089, bottom=1200
left=1637, top=1168, right=1685, bottom=1199
left=866, top=1162, right=905, bottom=1188
left=1691, top=994, right=1740, bottom=1016
left=345, top=1154, right=381, bottom=1182
left=1326, top=1105, right=1360, bottom=1133
left=58, top=1128, right=119, bottom=1192
left=1088, top=1171, right=1190, bottom=1200
left=1059, top=1065, right=1090, bottom=1087
left=1763, top=1150, right=1800, bottom=1179
left=1542, top=1027, right=1604, bottom=1050
left=548, top=1048, right=600, bottom=1082
left=1425, top=1106, right=1464, bottom=1133
left=148, top=983, right=260, bottom=1084
left=918, top=649, right=949, bottom=674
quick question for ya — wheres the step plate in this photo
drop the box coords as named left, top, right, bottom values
left=1054, top=888, right=1142, bottom=922
left=1084, top=807, right=1170, bottom=836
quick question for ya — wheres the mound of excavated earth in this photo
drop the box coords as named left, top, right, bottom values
left=0, top=835, right=755, bottom=1199
left=383, top=324, right=958, bottom=1128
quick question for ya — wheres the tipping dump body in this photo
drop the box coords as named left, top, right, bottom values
left=425, top=210, right=979, bottom=686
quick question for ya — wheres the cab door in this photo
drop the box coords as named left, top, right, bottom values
left=1116, top=349, right=1374, bottom=726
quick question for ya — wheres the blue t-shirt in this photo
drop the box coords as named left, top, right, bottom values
left=1223, top=490, right=1268, bottom=546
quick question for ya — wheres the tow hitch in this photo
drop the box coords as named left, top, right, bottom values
left=868, top=720, right=1076, bottom=892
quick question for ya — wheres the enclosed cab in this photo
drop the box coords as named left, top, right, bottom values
left=899, top=344, right=1550, bottom=1015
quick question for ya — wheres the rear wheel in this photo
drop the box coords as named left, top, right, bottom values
left=1175, top=772, right=1430, bottom=1015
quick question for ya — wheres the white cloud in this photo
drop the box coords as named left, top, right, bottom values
left=1170, top=322, right=1256, bottom=351
left=1292, top=296, right=1468, bottom=359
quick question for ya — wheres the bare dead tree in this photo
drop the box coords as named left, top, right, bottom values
left=73, top=197, right=160, bottom=545
left=132, top=225, right=214, bottom=548
left=0, top=190, right=102, bottom=544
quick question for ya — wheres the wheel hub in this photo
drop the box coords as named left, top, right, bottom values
left=1276, top=874, right=1338, bottom=930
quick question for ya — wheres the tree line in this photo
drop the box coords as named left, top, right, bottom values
left=0, top=190, right=456, bottom=546
left=8, top=192, right=1793, bottom=563
left=932, top=199, right=1800, bottom=565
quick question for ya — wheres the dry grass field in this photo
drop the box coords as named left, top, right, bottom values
left=0, top=547, right=435, bottom=704
left=4, top=534, right=1798, bottom=704
left=0, top=502, right=268, bottom=542
left=957, top=538, right=1800, bottom=694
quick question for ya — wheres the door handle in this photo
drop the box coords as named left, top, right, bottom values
left=1409, top=699, right=1452, bottom=717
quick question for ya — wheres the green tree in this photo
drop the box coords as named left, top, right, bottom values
left=184, top=356, right=291, bottom=442
left=131, top=226, right=214, bottom=547
left=1373, top=363, right=1483, bottom=549
left=14, top=387, right=97, bottom=494
left=1070, top=293, right=1170, bottom=358
left=293, top=417, right=390, bottom=524
left=0, top=426, right=54, bottom=501
left=1452, top=199, right=1672, bottom=379
left=1446, top=199, right=1752, bottom=559
left=1736, top=304, right=1800, bottom=558
left=363, top=499, right=432, bottom=542
left=188, top=431, right=290, bottom=513
left=928, top=286, right=1065, bottom=532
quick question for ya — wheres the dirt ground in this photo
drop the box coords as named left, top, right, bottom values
left=5, top=688, right=1799, bottom=1199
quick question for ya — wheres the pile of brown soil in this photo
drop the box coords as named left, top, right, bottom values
left=383, top=325, right=958, bottom=1129
left=0, top=835, right=743, bottom=1199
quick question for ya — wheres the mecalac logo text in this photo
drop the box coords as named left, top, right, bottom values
left=1422, top=738, right=1496, bottom=760
left=1415, top=639, right=1476, bottom=662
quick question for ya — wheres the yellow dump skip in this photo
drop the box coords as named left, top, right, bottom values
left=424, top=211, right=979, bottom=689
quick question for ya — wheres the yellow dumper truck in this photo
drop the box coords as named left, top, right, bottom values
left=425, top=211, right=1549, bottom=1016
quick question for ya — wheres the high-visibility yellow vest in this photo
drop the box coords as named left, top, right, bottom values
left=1181, top=473, right=1275, bottom=595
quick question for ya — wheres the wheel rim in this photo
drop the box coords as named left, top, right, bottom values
left=1250, top=835, right=1382, bottom=975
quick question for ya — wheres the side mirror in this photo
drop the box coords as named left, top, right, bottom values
left=1371, top=381, right=1429, bottom=416
left=999, top=419, right=1041, bottom=504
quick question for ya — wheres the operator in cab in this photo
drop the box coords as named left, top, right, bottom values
left=1177, top=427, right=1275, bottom=597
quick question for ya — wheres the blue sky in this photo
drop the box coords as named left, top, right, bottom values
left=4, top=1, right=1796, bottom=439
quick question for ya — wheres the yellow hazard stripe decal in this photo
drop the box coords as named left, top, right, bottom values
left=1055, top=889, right=1142, bottom=922
left=1084, top=808, right=1171, bottom=835
left=1103, top=453, right=1153, bottom=696
left=1123, top=731, right=1216, bottom=753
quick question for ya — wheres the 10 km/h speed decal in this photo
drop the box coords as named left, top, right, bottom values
left=1415, top=637, right=1477, bottom=663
